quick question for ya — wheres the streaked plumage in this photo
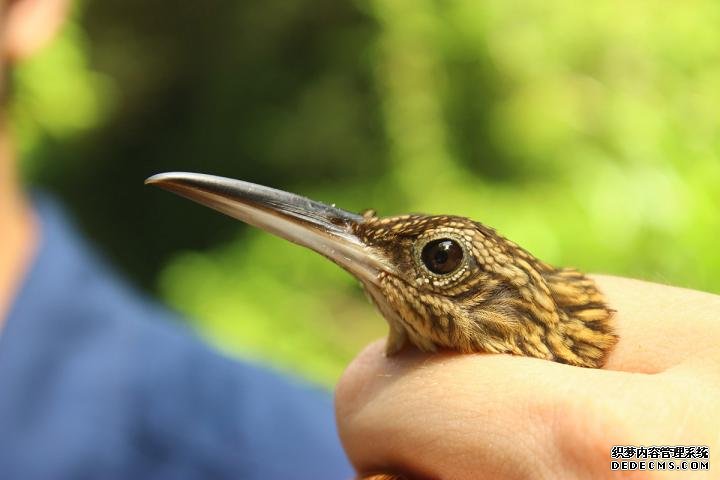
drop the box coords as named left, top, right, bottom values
left=146, top=173, right=618, bottom=369
left=147, top=173, right=619, bottom=480
left=356, top=213, right=617, bottom=368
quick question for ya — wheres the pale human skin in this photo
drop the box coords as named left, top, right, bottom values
left=336, top=275, right=720, bottom=479
left=0, top=0, right=69, bottom=325
left=2, top=2, right=719, bottom=479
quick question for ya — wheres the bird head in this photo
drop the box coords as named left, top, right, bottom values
left=146, top=172, right=617, bottom=367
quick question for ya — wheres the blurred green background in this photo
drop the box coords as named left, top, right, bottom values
left=13, top=0, right=720, bottom=386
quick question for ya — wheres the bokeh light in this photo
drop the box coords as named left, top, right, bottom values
left=15, top=0, right=720, bottom=384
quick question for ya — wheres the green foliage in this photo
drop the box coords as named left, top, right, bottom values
left=12, top=7, right=114, bottom=176
left=159, top=229, right=382, bottom=385
left=16, top=0, right=720, bottom=385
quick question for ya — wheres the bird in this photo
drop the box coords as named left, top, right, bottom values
left=145, top=172, right=617, bottom=368
left=146, top=172, right=618, bottom=480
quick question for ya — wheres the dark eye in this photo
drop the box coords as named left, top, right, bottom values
left=421, top=239, right=464, bottom=275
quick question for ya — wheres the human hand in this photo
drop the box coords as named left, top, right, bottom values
left=336, top=275, right=720, bottom=479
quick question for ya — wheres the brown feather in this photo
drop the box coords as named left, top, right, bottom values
left=354, top=215, right=617, bottom=368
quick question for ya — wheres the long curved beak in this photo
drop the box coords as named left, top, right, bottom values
left=145, top=172, right=389, bottom=284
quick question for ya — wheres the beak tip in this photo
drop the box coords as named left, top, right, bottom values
left=144, top=173, right=171, bottom=186
left=145, top=172, right=196, bottom=188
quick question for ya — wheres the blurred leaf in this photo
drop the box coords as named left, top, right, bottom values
left=17, top=0, right=720, bottom=385
left=13, top=9, right=115, bottom=177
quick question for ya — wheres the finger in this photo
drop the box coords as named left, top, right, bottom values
left=591, top=275, right=720, bottom=372
left=337, top=339, right=718, bottom=480
left=336, top=341, right=638, bottom=480
left=337, top=277, right=720, bottom=478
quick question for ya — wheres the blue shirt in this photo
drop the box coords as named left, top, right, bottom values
left=0, top=197, right=352, bottom=479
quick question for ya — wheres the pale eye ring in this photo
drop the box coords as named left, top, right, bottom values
left=421, top=238, right=464, bottom=275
